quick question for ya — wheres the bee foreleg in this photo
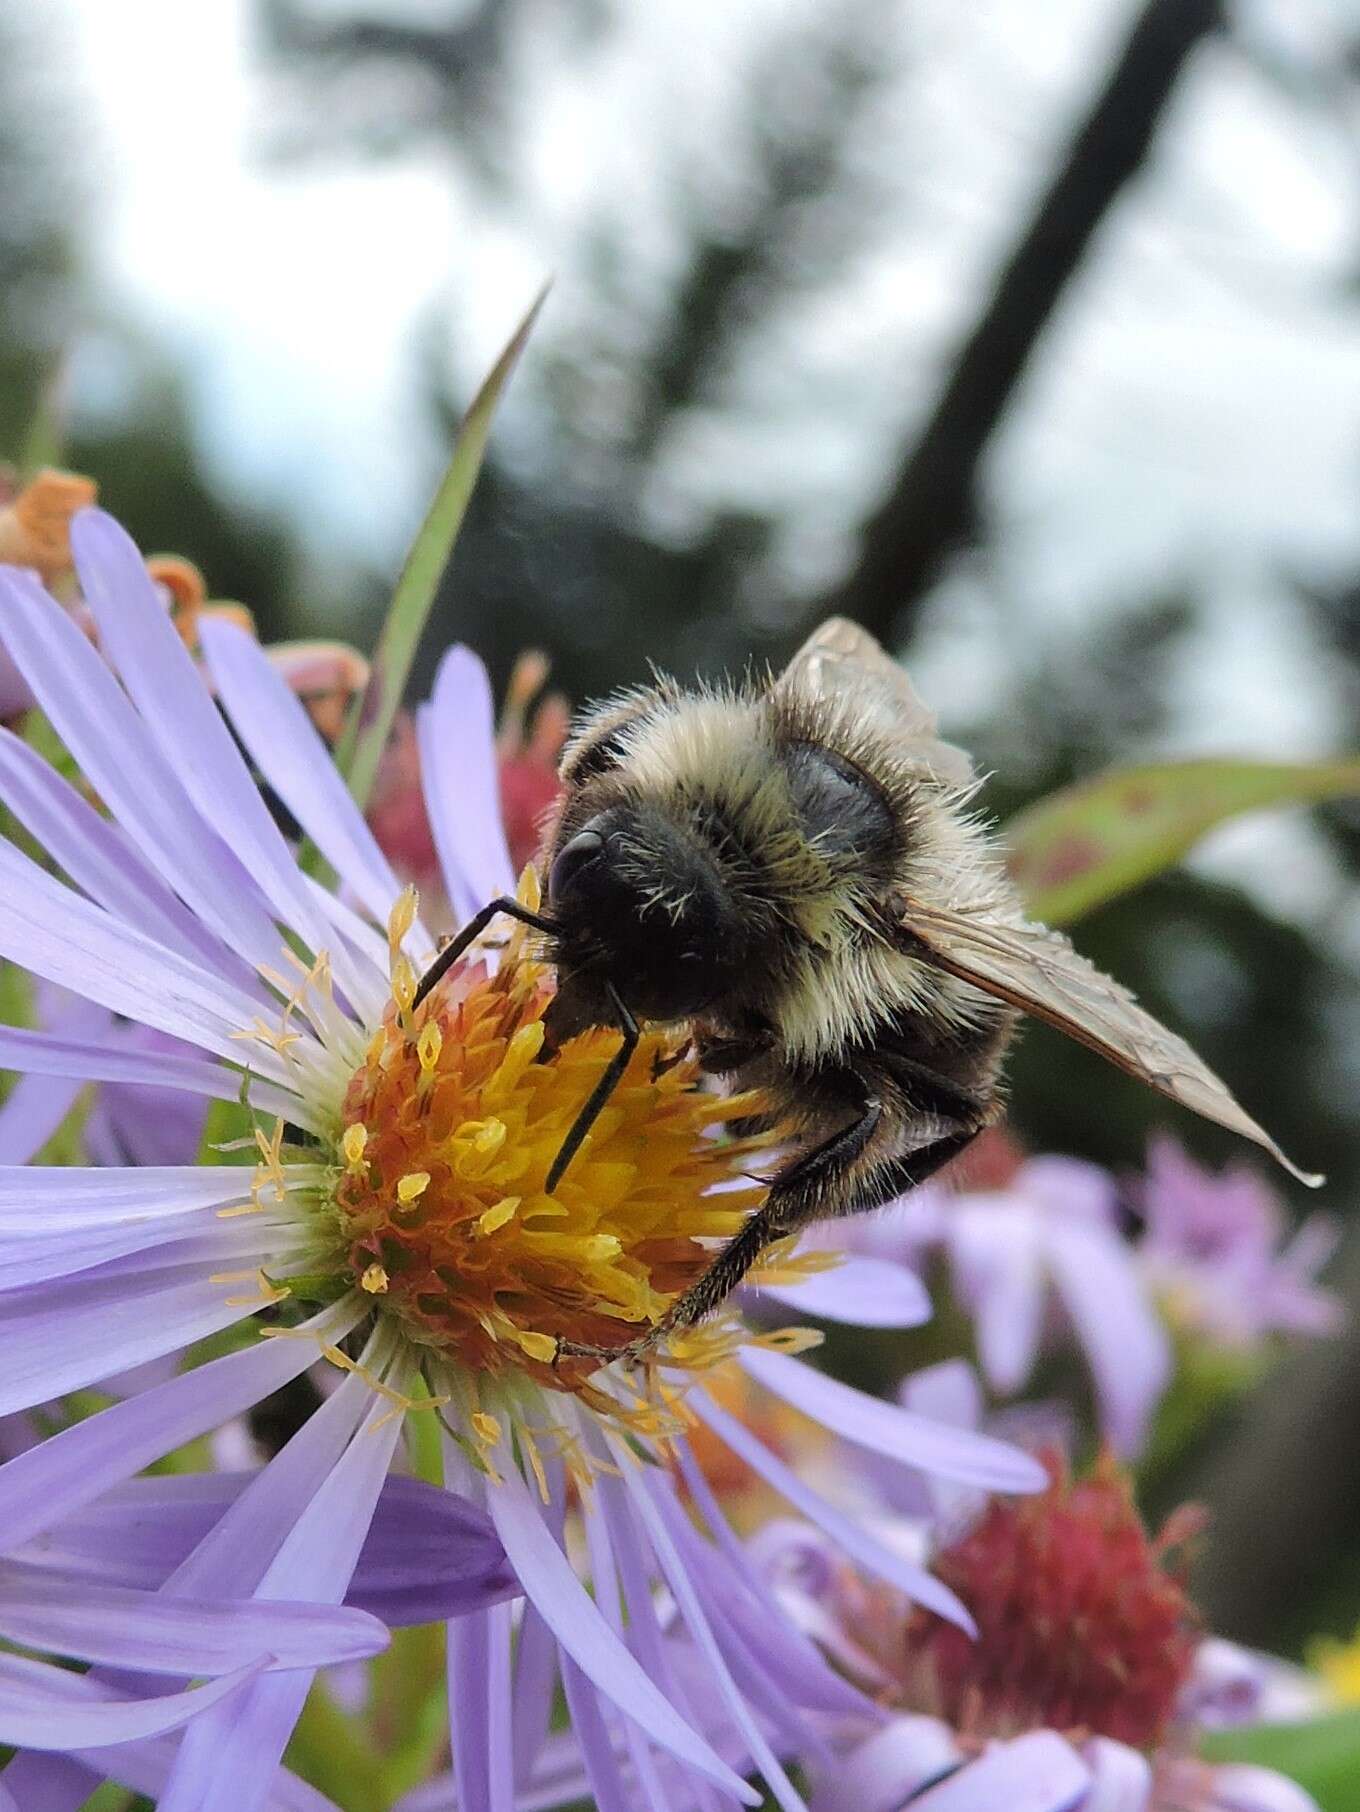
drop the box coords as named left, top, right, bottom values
left=544, top=983, right=640, bottom=1193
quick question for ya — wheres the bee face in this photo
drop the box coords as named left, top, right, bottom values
left=546, top=805, right=748, bottom=1021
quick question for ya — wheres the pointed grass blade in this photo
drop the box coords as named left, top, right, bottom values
left=335, top=286, right=548, bottom=810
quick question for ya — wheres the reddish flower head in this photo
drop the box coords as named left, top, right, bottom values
left=911, top=1453, right=1202, bottom=1749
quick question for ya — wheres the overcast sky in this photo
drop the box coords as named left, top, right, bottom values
left=55, top=0, right=1360, bottom=822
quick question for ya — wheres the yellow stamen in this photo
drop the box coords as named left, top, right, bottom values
left=517, top=1330, right=558, bottom=1364
left=477, top=1196, right=521, bottom=1236
left=388, top=886, right=418, bottom=956
left=220, top=1268, right=291, bottom=1308
left=472, top=1412, right=502, bottom=1447
left=417, top=1022, right=443, bottom=1073
left=331, top=938, right=781, bottom=1410
left=254, top=1119, right=287, bottom=1194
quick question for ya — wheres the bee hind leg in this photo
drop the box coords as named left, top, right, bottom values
left=557, top=1097, right=890, bottom=1368
left=554, top=1106, right=987, bottom=1370
left=663, top=1113, right=990, bottom=1354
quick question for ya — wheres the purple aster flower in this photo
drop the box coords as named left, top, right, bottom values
left=845, top=1156, right=1172, bottom=1457
left=1133, top=1137, right=1341, bottom=1348
left=0, top=509, right=1044, bottom=1811
left=748, top=1462, right=1319, bottom=1812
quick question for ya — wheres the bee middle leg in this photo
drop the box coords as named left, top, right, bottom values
left=554, top=1099, right=881, bottom=1367
left=554, top=1057, right=991, bottom=1367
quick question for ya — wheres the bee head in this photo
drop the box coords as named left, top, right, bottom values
left=546, top=805, right=748, bottom=1021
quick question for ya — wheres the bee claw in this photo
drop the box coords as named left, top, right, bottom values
left=554, top=1333, right=657, bottom=1370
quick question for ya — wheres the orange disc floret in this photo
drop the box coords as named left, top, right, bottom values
left=334, top=948, right=764, bottom=1393
left=910, top=1453, right=1202, bottom=1749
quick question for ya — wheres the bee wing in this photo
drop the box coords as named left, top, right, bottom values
left=777, top=617, right=976, bottom=787
left=897, top=893, right=1323, bottom=1187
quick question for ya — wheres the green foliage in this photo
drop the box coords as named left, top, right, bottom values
left=1202, top=1711, right=1360, bottom=1811
left=1136, top=1325, right=1266, bottom=1498
left=334, top=290, right=547, bottom=812
left=1008, top=757, right=1360, bottom=926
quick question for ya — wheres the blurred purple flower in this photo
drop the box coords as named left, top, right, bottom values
left=749, top=1476, right=1320, bottom=1812
left=852, top=1358, right=1075, bottom=1541
left=1134, top=1137, right=1341, bottom=1348
left=0, top=990, right=209, bottom=1168
left=0, top=509, right=1044, bottom=1811
left=806, top=1724, right=1319, bottom=1812
left=871, top=1156, right=1172, bottom=1457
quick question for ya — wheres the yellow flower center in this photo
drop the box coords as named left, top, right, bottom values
left=333, top=904, right=767, bottom=1395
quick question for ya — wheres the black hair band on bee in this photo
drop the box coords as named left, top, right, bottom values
left=544, top=980, right=638, bottom=1193
left=410, top=895, right=561, bottom=1013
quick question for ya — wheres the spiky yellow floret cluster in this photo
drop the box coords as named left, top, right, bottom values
left=332, top=895, right=768, bottom=1395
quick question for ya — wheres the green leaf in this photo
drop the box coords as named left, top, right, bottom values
left=334, top=286, right=548, bottom=813
left=1201, top=1709, right=1360, bottom=1811
left=372, top=1621, right=449, bottom=1801
left=1006, top=757, right=1360, bottom=925
left=285, top=1680, right=390, bottom=1811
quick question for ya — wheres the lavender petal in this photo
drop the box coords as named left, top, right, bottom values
left=1045, top=1219, right=1171, bottom=1457
left=448, top=1603, right=515, bottom=1812
left=671, top=1440, right=877, bottom=1726
left=157, top=1382, right=406, bottom=1812
left=0, top=1561, right=388, bottom=1673
left=200, top=616, right=430, bottom=960
left=747, top=1256, right=931, bottom=1329
left=0, top=722, right=255, bottom=988
left=1209, top=1765, right=1321, bottom=1812
left=559, top=1654, right=637, bottom=1812
left=690, top=1389, right=973, bottom=1634
left=912, top=1734, right=1089, bottom=1812
left=738, top=1347, right=1047, bottom=1491
left=0, top=1298, right=364, bottom=1550
left=0, top=833, right=291, bottom=1079
left=0, top=1023, right=300, bottom=1125
left=950, top=1207, right=1045, bottom=1395
left=0, top=565, right=279, bottom=972
left=808, top=1719, right=961, bottom=1812
left=0, top=1267, right=270, bottom=1418
left=72, top=510, right=346, bottom=981
left=485, top=1456, right=759, bottom=1805
left=0, top=1071, right=84, bottom=1164
left=22, top=1469, right=517, bottom=1622
left=0, top=1163, right=262, bottom=1233
left=416, top=645, right=515, bottom=925
left=0, top=1652, right=266, bottom=1748
left=1081, top=1737, right=1152, bottom=1812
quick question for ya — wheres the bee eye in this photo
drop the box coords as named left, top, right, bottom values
left=548, top=829, right=605, bottom=905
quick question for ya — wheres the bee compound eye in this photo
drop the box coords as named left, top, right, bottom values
left=548, top=828, right=606, bottom=905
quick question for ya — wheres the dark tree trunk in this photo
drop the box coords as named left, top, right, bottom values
left=823, top=0, right=1225, bottom=643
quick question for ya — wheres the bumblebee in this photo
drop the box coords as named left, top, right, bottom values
left=414, top=619, right=1317, bottom=1360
